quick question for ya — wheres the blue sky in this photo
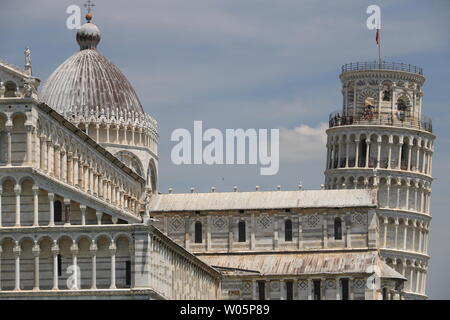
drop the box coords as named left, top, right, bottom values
left=1, top=0, right=449, bottom=298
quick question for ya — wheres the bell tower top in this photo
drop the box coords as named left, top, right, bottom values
left=329, top=60, right=431, bottom=134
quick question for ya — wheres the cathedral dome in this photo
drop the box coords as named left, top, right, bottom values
left=40, top=18, right=144, bottom=117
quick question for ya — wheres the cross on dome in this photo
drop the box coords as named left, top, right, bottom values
left=84, top=0, right=95, bottom=22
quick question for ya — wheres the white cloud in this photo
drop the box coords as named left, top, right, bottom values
left=280, top=122, right=328, bottom=162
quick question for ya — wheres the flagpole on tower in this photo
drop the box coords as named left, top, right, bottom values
left=376, top=27, right=381, bottom=67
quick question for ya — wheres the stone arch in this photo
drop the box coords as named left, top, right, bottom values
left=0, top=235, right=17, bottom=244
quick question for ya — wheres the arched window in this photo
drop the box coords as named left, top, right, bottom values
left=238, top=221, right=246, bottom=242
left=285, top=219, right=293, bottom=242
left=4, top=81, right=17, bottom=97
left=195, top=221, right=202, bottom=243
left=334, top=217, right=342, bottom=240
left=382, top=89, right=391, bottom=101
left=397, top=98, right=407, bottom=111
left=54, top=200, right=62, bottom=222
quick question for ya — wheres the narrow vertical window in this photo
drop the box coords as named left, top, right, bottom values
left=258, top=281, right=265, bottom=300
left=54, top=200, right=62, bottom=222
left=286, top=281, right=294, bottom=300
left=334, top=217, right=342, bottom=240
left=359, top=140, right=367, bottom=167
left=341, top=279, right=349, bottom=300
left=238, top=221, right=246, bottom=242
left=57, top=254, right=62, bottom=277
left=125, top=260, right=131, bottom=287
left=401, top=143, right=408, bottom=169
left=313, top=280, right=321, bottom=300
left=285, top=219, right=293, bottom=242
left=195, top=221, right=202, bottom=243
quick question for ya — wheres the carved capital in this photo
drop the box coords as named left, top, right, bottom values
left=51, top=243, right=59, bottom=255
left=32, top=244, right=40, bottom=257
left=13, top=245, right=21, bottom=257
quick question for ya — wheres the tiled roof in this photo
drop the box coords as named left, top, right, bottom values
left=149, top=189, right=377, bottom=212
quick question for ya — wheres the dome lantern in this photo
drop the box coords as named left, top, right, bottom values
left=76, top=0, right=100, bottom=50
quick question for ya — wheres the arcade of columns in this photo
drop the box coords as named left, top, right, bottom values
left=0, top=106, right=145, bottom=225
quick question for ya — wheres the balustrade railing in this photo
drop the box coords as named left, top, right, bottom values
left=329, top=111, right=432, bottom=133
left=341, top=61, right=423, bottom=75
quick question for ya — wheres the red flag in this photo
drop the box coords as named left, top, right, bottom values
left=376, top=28, right=380, bottom=45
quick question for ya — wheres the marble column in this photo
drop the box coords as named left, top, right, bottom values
left=67, top=152, right=73, bottom=185
left=397, top=138, right=403, bottom=169
left=32, top=242, right=40, bottom=290
left=365, top=140, right=370, bottom=168
left=80, top=205, right=87, bottom=226
left=26, top=125, right=33, bottom=165
left=70, top=243, right=79, bottom=289
left=403, top=221, right=408, bottom=250
left=51, top=242, right=59, bottom=290
left=53, top=144, right=60, bottom=178
left=48, top=193, right=55, bottom=226
left=64, top=198, right=71, bottom=225
left=47, top=140, right=54, bottom=175
left=13, top=244, right=21, bottom=290
left=345, top=141, right=349, bottom=168
left=32, top=185, right=39, bottom=226
left=6, top=126, right=12, bottom=166
left=14, top=184, right=21, bottom=227
left=376, top=137, right=381, bottom=168
left=73, top=156, right=79, bottom=187
left=109, top=242, right=117, bottom=289
left=96, top=211, right=103, bottom=225
left=106, top=124, right=110, bottom=143
left=387, top=138, right=393, bottom=169
left=386, top=178, right=391, bottom=208
left=61, top=150, right=67, bottom=182
left=40, top=136, right=46, bottom=171
left=90, top=242, right=97, bottom=290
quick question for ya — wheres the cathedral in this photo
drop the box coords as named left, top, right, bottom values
left=0, top=11, right=433, bottom=300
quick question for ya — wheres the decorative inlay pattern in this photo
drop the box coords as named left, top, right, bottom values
left=257, top=215, right=272, bottom=230
left=298, top=280, right=308, bottom=289
left=351, top=213, right=368, bottom=225
left=242, top=281, right=252, bottom=293
left=304, top=215, right=321, bottom=229
left=354, top=279, right=365, bottom=289
left=169, top=216, right=184, bottom=232
left=212, top=217, right=228, bottom=232
left=326, top=279, right=336, bottom=289
left=270, top=281, right=280, bottom=291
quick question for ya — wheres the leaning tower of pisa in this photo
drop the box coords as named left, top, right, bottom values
left=324, top=61, right=435, bottom=299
